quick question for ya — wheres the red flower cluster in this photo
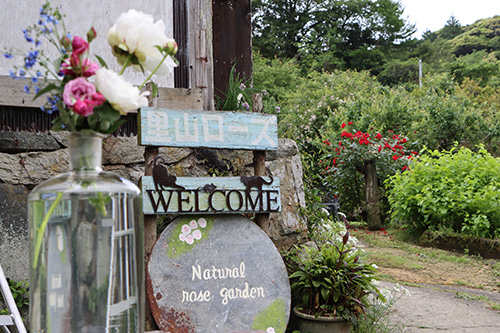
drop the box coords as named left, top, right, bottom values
left=321, top=122, right=417, bottom=172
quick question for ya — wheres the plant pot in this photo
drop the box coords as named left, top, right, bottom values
left=292, top=306, right=351, bottom=333
left=28, top=131, right=144, bottom=332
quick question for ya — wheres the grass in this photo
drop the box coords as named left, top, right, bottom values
left=454, top=292, right=489, bottom=302
left=490, top=303, right=500, bottom=311
left=352, top=225, right=500, bottom=292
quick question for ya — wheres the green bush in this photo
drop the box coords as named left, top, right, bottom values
left=387, top=145, right=500, bottom=238
left=252, top=53, right=500, bottom=231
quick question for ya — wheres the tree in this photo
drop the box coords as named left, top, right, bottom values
left=252, top=0, right=322, bottom=59
left=439, top=15, right=463, bottom=40
left=252, top=0, right=415, bottom=73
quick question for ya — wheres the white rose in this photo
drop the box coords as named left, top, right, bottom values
left=107, top=9, right=177, bottom=75
left=95, top=68, right=149, bottom=114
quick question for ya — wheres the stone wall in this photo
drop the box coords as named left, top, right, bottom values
left=0, top=130, right=307, bottom=281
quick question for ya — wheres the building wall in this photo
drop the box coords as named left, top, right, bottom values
left=0, top=0, right=174, bottom=88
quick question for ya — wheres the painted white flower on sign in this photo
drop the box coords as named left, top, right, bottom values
left=185, top=235, right=194, bottom=245
left=181, top=224, right=191, bottom=235
left=177, top=217, right=210, bottom=246
left=198, top=218, right=207, bottom=228
left=189, top=220, right=198, bottom=229
left=192, top=229, right=202, bottom=240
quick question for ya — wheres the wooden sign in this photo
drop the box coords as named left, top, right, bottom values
left=141, top=175, right=281, bottom=214
left=147, top=215, right=290, bottom=332
left=138, top=107, right=278, bottom=150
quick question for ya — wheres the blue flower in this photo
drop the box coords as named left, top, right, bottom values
left=24, top=85, right=30, bottom=94
left=36, top=70, right=42, bottom=77
left=19, top=69, right=26, bottom=79
left=24, top=50, right=39, bottom=68
left=23, top=29, right=34, bottom=43
left=35, top=86, right=40, bottom=94
left=8, top=70, right=16, bottom=79
left=32, top=77, right=38, bottom=83
left=3, top=53, right=13, bottom=59
left=47, top=15, right=58, bottom=25
left=35, top=40, right=42, bottom=47
left=42, top=96, right=59, bottom=114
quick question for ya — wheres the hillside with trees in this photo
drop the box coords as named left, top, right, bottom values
left=246, top=0, right=500, bottom=238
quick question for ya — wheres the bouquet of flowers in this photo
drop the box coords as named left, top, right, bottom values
left=3, top=2, right=178, bottom=134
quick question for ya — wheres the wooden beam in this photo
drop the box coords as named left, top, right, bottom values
left=252, top=93, right=271, bottom=234
left=188, top=0, right=214, bottom=110
left=212, top=0, right=252, bottom=103
left=0, top=75, right=44, bottom=108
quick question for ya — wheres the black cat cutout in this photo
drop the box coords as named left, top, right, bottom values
left=200, top=183, right=217, bottom=194
left=240, top=175, right=274, bottom=194
left=152, top=156, right=185, bottom=191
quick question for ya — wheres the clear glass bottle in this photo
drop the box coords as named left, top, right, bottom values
left=28, top=131, right=144, bottom=332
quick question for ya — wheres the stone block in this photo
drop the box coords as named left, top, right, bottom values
left=0, top=184, right=30, bottom=281
left=0, top=131, right=62, bottom=153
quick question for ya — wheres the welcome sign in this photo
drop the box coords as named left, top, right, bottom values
left=141, top=176, right=281, bottom=214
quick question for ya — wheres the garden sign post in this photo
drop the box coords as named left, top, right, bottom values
left=138, top=106, right=291, bottom=332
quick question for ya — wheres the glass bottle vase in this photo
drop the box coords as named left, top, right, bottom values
left=28, top=131, right=144, bottom=332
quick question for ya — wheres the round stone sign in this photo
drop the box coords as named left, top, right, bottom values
left=147, top=214, right=291, bottom=332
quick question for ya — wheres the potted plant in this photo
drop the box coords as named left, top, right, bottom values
left=288, top=231, right=383, bottom=332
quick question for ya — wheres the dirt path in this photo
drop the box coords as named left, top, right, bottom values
left=381, top=281, right=500, bottom=332
left=355, top=228, right=500, bottom=331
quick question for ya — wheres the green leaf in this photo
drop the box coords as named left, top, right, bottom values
left=95, top=55, right=108, bottom=68
left=150, top=80, right=158, bottom=98
left=33, top=83, right=58, bottom=101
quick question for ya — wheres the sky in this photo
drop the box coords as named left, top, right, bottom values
left=399, top=0, right=500, bottom=38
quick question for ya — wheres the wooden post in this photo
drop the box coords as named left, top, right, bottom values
left=252, top=93, right=270, bottom=234
left=143, top=86, right=159, bottom=331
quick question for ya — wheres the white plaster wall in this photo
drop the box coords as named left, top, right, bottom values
left=0, top=0, right=174, bottom=87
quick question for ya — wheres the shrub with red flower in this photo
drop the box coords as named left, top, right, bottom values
left=320, top=122, right=416, bottom=229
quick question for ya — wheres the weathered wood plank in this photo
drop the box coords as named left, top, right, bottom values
left=138, top=107, right=278, bottom=150
left=189, top=0, right=213, bottom=110
left=0, top=75, right=203, bottom=110
left=156, top=87, right=204, bottom=110
left=212, top=0, right=252, bottom=102
left=252, top=93, right=271, bottom=233
left=141, top=176, right=281, bottom=214
left=0, top=75, right=44, bottom=108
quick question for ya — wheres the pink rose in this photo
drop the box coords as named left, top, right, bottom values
left=81, top=59, right=99, bottom=77
left=72, top=99, right=93, bottom=117
left=63, top=78, right=104, bottom=117
left=63, top=78, right=96, bottom=106
left=61, top=54, right=99, bottom=77
left=72, top=36, right=89, bottom=55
